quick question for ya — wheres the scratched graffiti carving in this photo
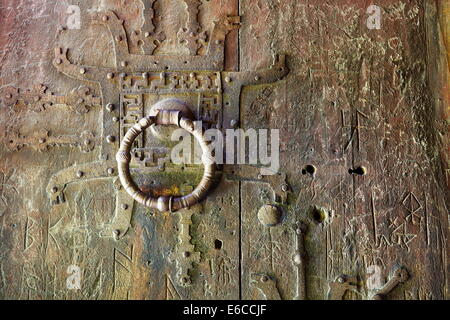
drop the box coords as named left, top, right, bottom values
left=0, top=0, right=447, bottom=300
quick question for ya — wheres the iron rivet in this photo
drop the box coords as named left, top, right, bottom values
left=116, top=35, right=122, bottom=42
left=121, top=204, right=128, bottom=210
left=76, top=171, right=83, bottom=178
left=107, top=73, right=114, bottom=79
left=106, top=103, right=114, bottom=112
left=257, top=204, right=282, bottom=227
left=102, top=15, right=109, bottom=22
left=112, top=117, right=119, bottom=122
left=121, top=61, right=127, bottom=67
left=106, top=135, right=115, bottom=143
left=144, top=32, right=150, bottom=37
left=255, top=76, right=260, bottom=81
left=84, top=139, right=91, bottom=146
left=183, top=251, right=190, bottom=258
left=51, top=187, right=58, bottom=193
left=282, top=184, right=288, bottom=192
left=113, top=229, right=120, bottom=239
left=142, top=72, right=148, bottom=79
left=338, top=276, right=345, bottom=283
left=39, top=138, right=46, bottom=144
left=215, top=40, right=221, bottom=45
left=55, top=59, right=62, bottom=65
left=261, top=275, right=269, bottom=282
left=80, top=68, right=86, bottom=74
left=107, top=168, right=115, bottom=175
left=293, top=253, right=302, bottom=266
left=257, top=174, right=263, bottom=179
left=225, top=76, right=232, bottom=82
left=230, top=119, right=238, bottom=128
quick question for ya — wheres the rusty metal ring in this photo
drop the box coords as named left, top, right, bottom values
left=116, top=109, right=215, bottom=212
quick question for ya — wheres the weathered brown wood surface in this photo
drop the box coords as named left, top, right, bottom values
left=0, top=0, right=448, bottom=300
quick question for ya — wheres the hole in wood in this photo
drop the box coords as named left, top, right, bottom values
left=349, top=166, right=366, bottom=175
left=214, top=239, right=223, bottom=250
left=311, top=206, right=327, bottom=224
left=302, top=164, right=316, bottom=175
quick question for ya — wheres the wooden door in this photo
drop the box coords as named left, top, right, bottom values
left=0, top=0, right=448, bottom=300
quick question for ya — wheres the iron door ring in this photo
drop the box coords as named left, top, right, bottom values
left=116, top=104, right=216, bottom=212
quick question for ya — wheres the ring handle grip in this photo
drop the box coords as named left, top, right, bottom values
left=116, top=109, right=216, bottom=212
